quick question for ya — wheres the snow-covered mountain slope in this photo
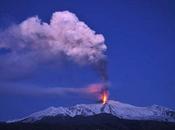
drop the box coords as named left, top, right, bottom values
left=8, top=100, right=175, bottom=123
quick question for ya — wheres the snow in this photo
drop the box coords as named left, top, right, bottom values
left=7, top=100, right=175, bottom=123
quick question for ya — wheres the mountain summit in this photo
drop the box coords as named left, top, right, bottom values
left=8, top=100, right=175, bottom=123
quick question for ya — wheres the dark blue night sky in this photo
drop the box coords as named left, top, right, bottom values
left=0, top=0, right=175, bottom=121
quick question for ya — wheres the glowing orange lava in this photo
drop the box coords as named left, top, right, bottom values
left=101, top=91, right=108, bottom=104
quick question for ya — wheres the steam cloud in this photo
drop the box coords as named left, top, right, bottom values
left=0, top=11, right=108, bottom=97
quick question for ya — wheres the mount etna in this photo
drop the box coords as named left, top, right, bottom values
left=1, top=100, right=175, bottom=130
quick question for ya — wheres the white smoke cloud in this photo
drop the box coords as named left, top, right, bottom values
left=0, top=11, right=107, bottom=81
left=0, top=11, right=109, bottom=99
left=0, top=11, right=106, bottom=65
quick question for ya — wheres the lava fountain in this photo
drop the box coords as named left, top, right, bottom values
left=101, top=90, right=109, bottom=104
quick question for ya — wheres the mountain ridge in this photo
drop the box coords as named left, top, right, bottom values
left=8, top=100, right=175, bottom=123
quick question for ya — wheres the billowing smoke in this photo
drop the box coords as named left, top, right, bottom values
left=0, top=11, right=108, bottom=98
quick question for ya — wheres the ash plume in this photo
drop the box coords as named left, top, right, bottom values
left=0, top=11, right=108, bottom=96
left=0, top=83, right=104, bottom=99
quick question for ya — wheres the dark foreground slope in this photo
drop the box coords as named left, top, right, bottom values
left=1, top=114, right=175, bottom=130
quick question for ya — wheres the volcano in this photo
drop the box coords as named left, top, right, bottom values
left=1, top=100, right=175, bottom=130
left=8, top=100, right=175, bottom=123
